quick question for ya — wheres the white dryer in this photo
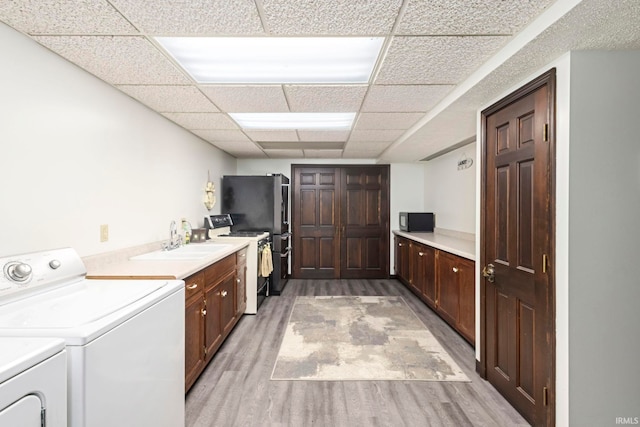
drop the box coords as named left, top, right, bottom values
left=0, top=337, right=67, bottom=427
left=0, top=248, right=185, bottom=427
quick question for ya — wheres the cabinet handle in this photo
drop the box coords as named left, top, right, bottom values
left=236, top=278, right=241, bottom=283
left=398, top=243, right=403, bottom=247
left=186, top=283, right=198, bottom=290
left=201, top=308, right=207, bottom=316
left=418, top=252, right=424, bottom=257
left=452, top=267, right=459, bottom=273
left=221, top=290, right=228, bottom=297
left=240, top=253, right=246, bottom=257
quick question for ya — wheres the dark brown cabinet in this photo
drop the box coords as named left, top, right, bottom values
left=185, top=252, right=244, bottom=392
left=184, top=271, right=205, bottom=390
left=395, top=235, right=475, bottom=345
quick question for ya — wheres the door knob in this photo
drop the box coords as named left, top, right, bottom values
left=482, top=263, right=495, bottom=283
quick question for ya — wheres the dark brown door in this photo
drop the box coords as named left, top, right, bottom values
left=292, top=165, right=389, bottom=279
left=293, top=167, right=341, bottom=278
left=481, top=70, right=555, bottom=426
left=340, top=166, right=389, bottom=278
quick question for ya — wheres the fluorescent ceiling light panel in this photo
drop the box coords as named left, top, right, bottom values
left=230, top=113, right=356, bottom=130
left=155, top=37, right=384, bottom=84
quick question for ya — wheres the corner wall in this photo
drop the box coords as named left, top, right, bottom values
left=0, top=23, right=237, bottom=257
left=423, top=143, right=477, bottom=234
left=568, top=50, right=640, bottom=425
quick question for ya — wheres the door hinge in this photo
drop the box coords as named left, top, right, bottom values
left=543, top=386, right=548, bottom=406
left=203, top=345, right=207, bottom=356
left=543, top=123, right=549, bottom=142
left=542, top=254, right=549, bottom=273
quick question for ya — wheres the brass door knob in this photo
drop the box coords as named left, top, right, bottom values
left=482, top=263, right=495, bottom=283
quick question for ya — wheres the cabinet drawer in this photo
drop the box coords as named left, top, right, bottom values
left=236, top=247, right=248, bottom=264
left=204, top=254, right=236, bottom=287
left=184, top=271, right=204, bottom=300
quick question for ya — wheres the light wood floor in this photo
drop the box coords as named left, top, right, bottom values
left=185, top=279, right=529, bottom=426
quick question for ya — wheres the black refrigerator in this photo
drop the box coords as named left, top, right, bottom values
left=222, top=174, right=290, bottom=295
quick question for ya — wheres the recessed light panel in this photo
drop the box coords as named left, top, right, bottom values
left=155, top=37, right=384, bottom=84
left=229, top=113, right=356, bottom=130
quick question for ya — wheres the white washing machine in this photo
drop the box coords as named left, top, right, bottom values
left=0, top=337, right=67, bottom=426
left=0, top=248, right=185, bottom=427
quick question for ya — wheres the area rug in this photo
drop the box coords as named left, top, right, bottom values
left=271, top=296, right=470, bottom=382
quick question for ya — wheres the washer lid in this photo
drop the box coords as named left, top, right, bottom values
left=0, top=337, right=65, bottom=383
left=0, top=279, right=183, bottom=345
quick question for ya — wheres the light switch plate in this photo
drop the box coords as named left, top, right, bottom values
left=100, top=224, right=109, bottom=242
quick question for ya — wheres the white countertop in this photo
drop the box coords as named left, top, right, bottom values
left=85, top=240, right=250, bottom=280
left=393, top=230, right=475, bottom=261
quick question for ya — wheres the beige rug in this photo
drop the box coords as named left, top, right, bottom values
left=271, top=296, right=470, bottom=381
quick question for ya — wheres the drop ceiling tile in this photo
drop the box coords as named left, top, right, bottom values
left=259, top=141, right=343, bottom=150
left=108, top=0, right=263, bottom=35
left=285, top=85, right=368, bottom=112
left=163, top=113, right=238, bottom=130
left=117, top=85, right=219, bottom=112
left=244, top=130, right=299, bottom=142
left=362, top=85, right=454, bottom=112
left=303, top=149, right=344, bottom=158
left=375, top=36, right=510, bottom=84
left=342, top=149, right=383, bottom=159
left=33, top=36, right=191, bottom=84
left=206, top=140, right=265, bottom=157
left=201, top=86, right=289, bottom=112
left=264, top=149, right=305, bottom=158
left=298, top=131, right=350, bottom=142
left=397, top=0, right=555, bottom=36
left=0, top=0, right=136, bottom=35
left=193, top=130, right=251, bottom=143
left=355, top=112, right=424, bottom=130
left=344, top=142, right=392, bottom=153
left=349, top=129, right=404, bottom=143
left=261, top=0, right=402, bottom=35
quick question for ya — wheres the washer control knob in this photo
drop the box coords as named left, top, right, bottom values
left=7, top=262, right=32, bottom=282
left=49, top=259, right=61, bottom=269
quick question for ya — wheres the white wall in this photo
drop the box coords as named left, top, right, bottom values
left=423, top=143, right=476, bottom=234
left=0, top=23, right=237, bottom=257
left=568, top=50, right=640, bottom=426
left=236, top=159, right=425, bottom=274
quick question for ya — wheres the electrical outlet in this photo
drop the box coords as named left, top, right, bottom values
left=100, top=224, right=109, bottom=242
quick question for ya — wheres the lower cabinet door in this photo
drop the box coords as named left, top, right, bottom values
left=436, top=251, right=460, bottom=326
left=185, top=294, right=205, bottom=390
left=420, top=246, right=436, bottom=308
left=219, top=271, right=237, bottom=336
left=457, top=257, right=476, bottom=344
left=204, top=284, right=223, bottom=361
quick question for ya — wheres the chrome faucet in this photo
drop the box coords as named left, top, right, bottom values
left=163, top=220, right=182, bottom=251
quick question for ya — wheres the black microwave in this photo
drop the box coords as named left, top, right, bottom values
left=399, top=212, right=434, bottom=232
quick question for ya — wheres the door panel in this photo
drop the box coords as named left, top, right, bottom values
left=292, top=165, right=389, bottom=279
left=340, top=166, right=389, bottom=279
left=293, top=167, right=340, bottom=278
left=481, top=70, right=555, bottom=426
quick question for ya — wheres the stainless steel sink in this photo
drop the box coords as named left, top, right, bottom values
left=130, top=244, right=234, bottom=261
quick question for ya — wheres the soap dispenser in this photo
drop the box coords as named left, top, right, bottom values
left=181, top=218, right=192, bottom=244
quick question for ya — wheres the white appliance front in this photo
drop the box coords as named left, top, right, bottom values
left=0, top=255, right=185, bottom=427
left=0, top=337, right=67, bottom=427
